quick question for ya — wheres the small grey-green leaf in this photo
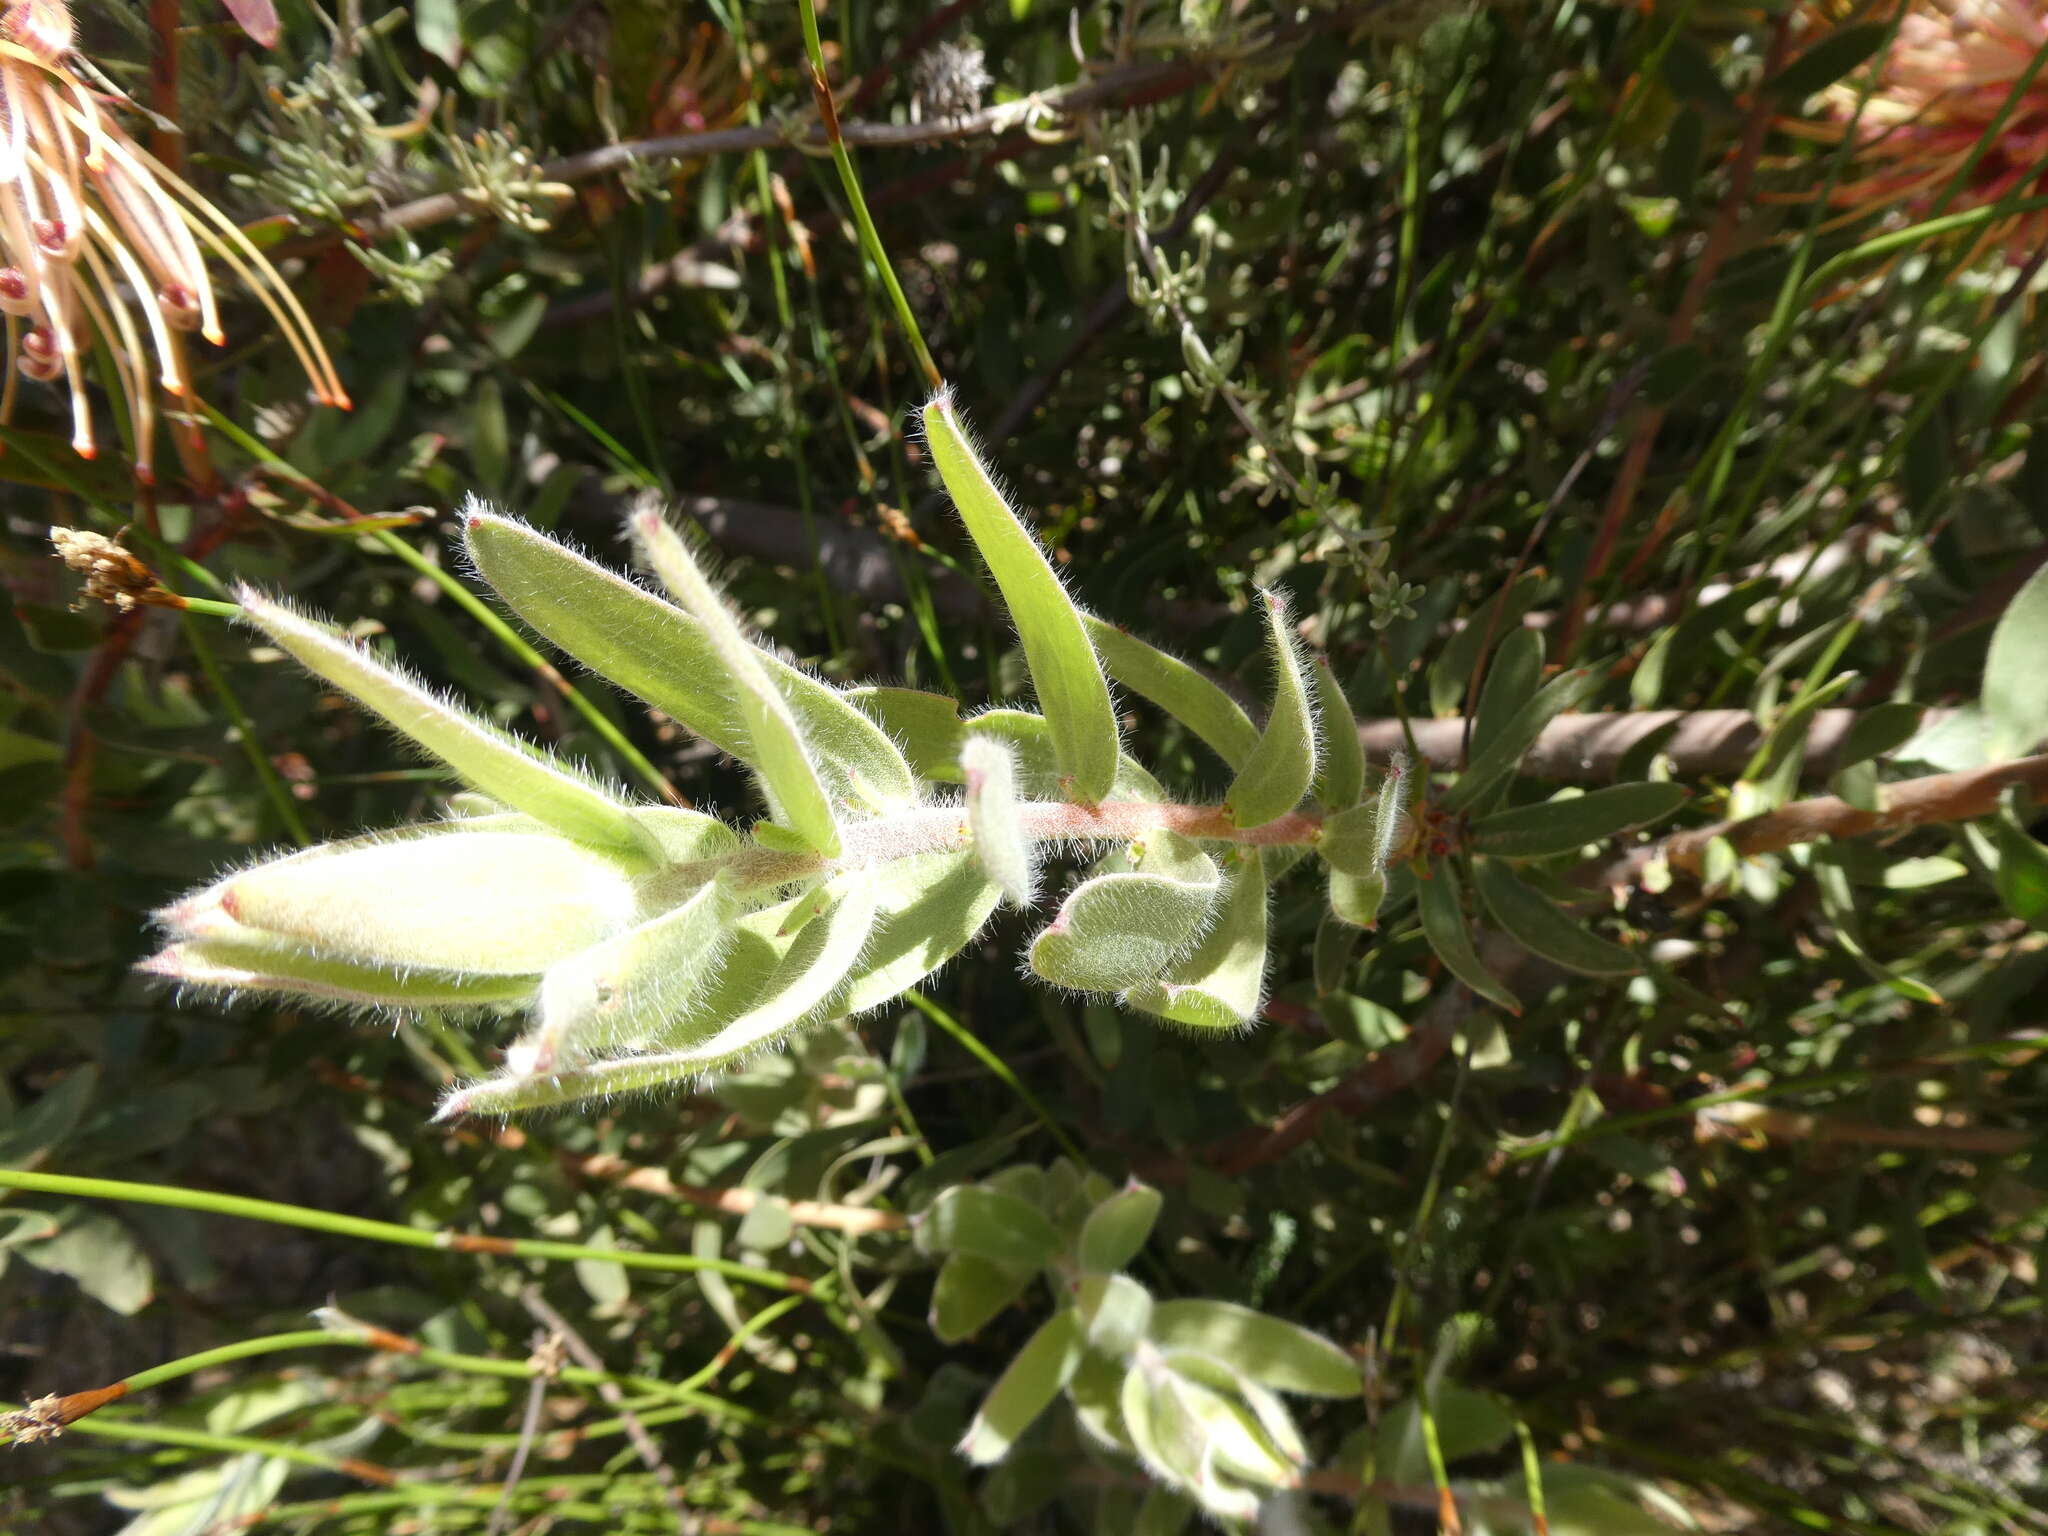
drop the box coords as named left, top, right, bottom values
left=960, top=1310, right=1085, bottom=1464
left=1077, top=1182, right=1164, bottom=1274
left=1469, top=783, right=1689, bottom=860
left=1984, top=560, right=2048, bottom=760
left=1228, top=590, right=1317, bottom=828
left=1029, top=833, right=1221, bottom=993
left=930, top=1251, right=1034, bottom=1343
left=1147, top=1298, right=1360, bottom=1397
left=1124, top=856, right=1269, bottom=1031
left=1327, top=868, right=1387, bottom=929
left=1473, top=858, right=1639, bottom=976
left=923, top=396, right=1120, bottom=802
left=1086, top=617, right=1260, bottom=771
left=1417, top=858, right=1520, bottom=1013
left=437, top=877, right=879, bottom=1116
left=918, top=1185, right=1061, bottom=1268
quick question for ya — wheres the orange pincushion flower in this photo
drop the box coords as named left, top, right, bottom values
left=1794, top=0, right=2048, bottom=261
left=0, top=0, right=347, bottom=480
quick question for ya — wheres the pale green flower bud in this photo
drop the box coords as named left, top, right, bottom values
left=158, top=830, right=642, bottom=977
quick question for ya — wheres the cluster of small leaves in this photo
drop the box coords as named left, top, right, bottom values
left=920, top=1161, right=1358, bottom=1523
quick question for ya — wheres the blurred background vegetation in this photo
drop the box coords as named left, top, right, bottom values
left=3, top=0, right=2046, bottom=1530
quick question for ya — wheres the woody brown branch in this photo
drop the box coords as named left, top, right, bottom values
left=1356, top=706, right=1964, bottom=783
left=1590, top=752, right=2048, bottom=890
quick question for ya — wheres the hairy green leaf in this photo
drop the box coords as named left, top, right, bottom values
left=1076, top=1273, right=1155, bottom=1356
left=139, top=938, right=540, bottom=1010
left=1328, top=868, right=1387, bottom=929
left=931, top=1251, right=1035, bottom=1344
left=1124, top=855, right=1268, bottom=1031
left=962, top=734, right=1035, bottom=905
left=834, top=851, right=1004, bottom=1016
left=514, top=879, right=740, bottom=1073
left=437, top=877, right=881, bottom=1115
left=180, top=829, right=640, bottom=976
left=1086, top=617, right=1259, bottom=771
left=1311, top=654, right=1364, bottom=809
left=923, top=396, right=1120, bottom=802
left=1029, top=832, right=1221, bottom=993
left=918, top=1184, right=1061, bottom=1268
left=236, top=588, right=657, bottom=865
left=633, top=508, right=840, bottom=854
left=467, top=509, right=916, bottom=811
left=1227, top=590, right=1317, bottom=828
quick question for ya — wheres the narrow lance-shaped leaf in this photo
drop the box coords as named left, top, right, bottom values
left=1124, top=854, right=1269, bottom=1031
left=1417, top=857, right=1520, bottom=1014
left=632, top=509, right=840, bottom=855
left=1472, top=858, right=1639, bottom=976
left=1029, top=832, right=1221, bottom=993
left=1472, top=626, right=1545, bottom=757
left=1444, top=666, right=1601, bottom=815
left=465, top=508, right=916, bottom=810
left=236, top=588, right=657, bottom=865
left=962, top=735, right=1035, bottom=906
left=1085, top=617, right=1260, bottom=771
left=922, top=394, right=1121, bottom=803
left=960, top=1310, right=1086, bottom=1465
left=1311, top=653, right=1364, bottom=809
left=1227, top=590, right=1318, bottom=829
left=1469, top=782, right=1688, bottom=860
